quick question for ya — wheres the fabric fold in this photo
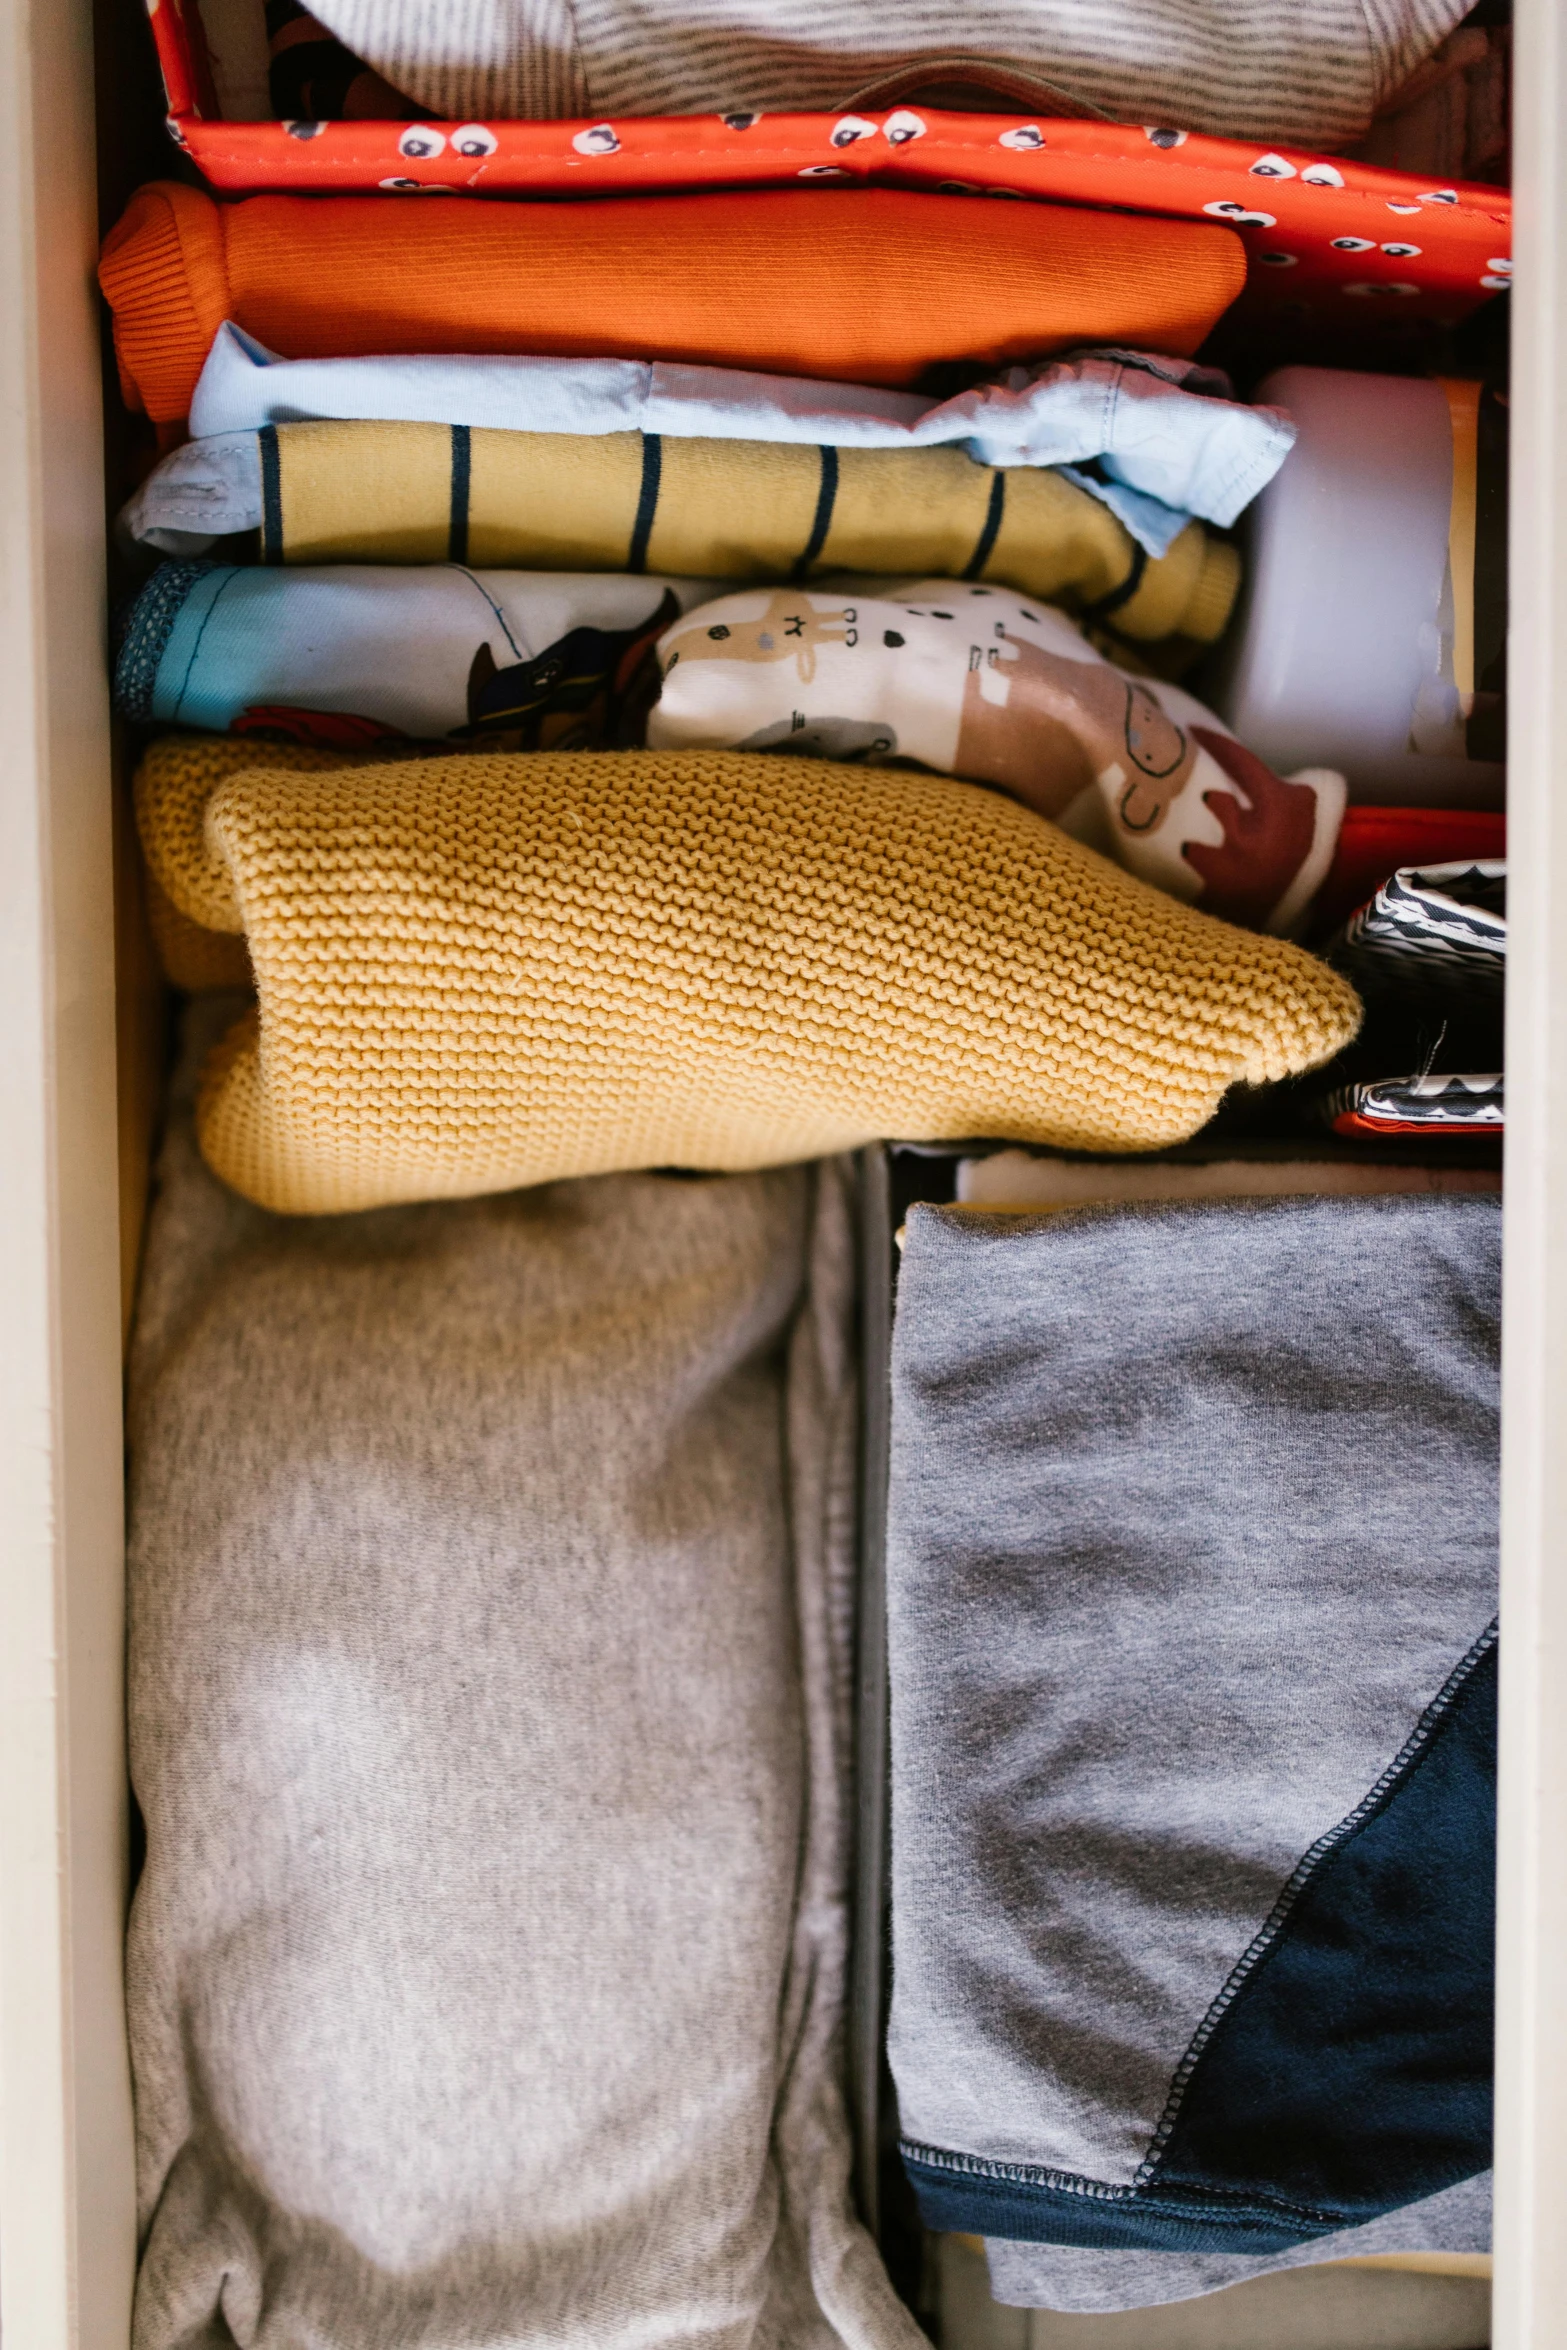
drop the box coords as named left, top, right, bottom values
left=127, top=1003, right=921, bottom=2350
left=98, top=183, right=1247, bottom=426
left=134, top=741, right=1359, bottom=1212
left=120, top=426, right=1239, bottom=646
left=649, top=580, right=1342, bottom=931
left=164, top=324, right=1293, bottom=557
left=886, top=1195, right=1499, bottom=2260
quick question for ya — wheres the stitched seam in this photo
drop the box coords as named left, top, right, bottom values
left=172, top=566, right=244, bottom=724
left=1134, top=1616, right=1499, bottom=2187
left=898, top=2140, right=1338, bottom=2226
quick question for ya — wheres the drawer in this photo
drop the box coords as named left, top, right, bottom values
left=0, top=2, right=1557, bottom=2344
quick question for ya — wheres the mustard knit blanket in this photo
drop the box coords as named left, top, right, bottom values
left=138, top=738, right=1359, bottom=1214
left=256, top=419, right=1239, bottom=646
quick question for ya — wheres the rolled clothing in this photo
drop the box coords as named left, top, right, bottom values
left=132, top=422, right=1238, bottom=646
left=153, top=323, right=1293, bottom=559
left=134, top=736, right=437, bottom=994
left=887, top=1195, right=1499, bottom=2257
left=649, top=581, right=1340, bottom=929
left=298, top=0, right=1472, bottom=152
left=97, top=180, right=1246, bottom=426
left=114, top=564, right=718, bottom=744
left=127, top=1003, right=921, bottom=2350
left=134, top=740, right=1360, bottom=1213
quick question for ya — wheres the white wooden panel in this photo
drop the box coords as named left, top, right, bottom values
left=0, top=0, right=138, bottom=2342
left=1494, top=0, right=1567, bottom=2342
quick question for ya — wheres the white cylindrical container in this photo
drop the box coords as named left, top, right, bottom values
left=1212, top=367, right=1506, bottom=806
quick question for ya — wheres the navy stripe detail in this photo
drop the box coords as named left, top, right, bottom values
left=962, top=471, right=1006, bottom=580
left=629, top=433, right=662, bottom=573
left=1080, top=540, right=1149, bottom=622
left=449, top=424, right=471, bottom=565
left=259, top=425, right=283, bottom=565
left=792, top=445, right=840, bottom=580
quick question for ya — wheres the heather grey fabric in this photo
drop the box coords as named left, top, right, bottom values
left=984, top=2172, right=1491, bottom=2312
left=301, top=0, right=1471, bottom=153
left=885, top=1196, right=1500, bottom=2196
left=126, top=1004, right=921, bottom=2350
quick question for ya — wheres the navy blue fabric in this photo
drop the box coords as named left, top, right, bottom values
left=1148, top=1630, right=1495, bottom=2219
left=902, top=1632, right=1496, bottom=2248
left=899, top=2157, right=1331, bottom=2251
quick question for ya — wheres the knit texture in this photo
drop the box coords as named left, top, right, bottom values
left=137, top=740, right=1359, bottom=1214
left=136, top=734, right=418, bottom=991
left=261, top=419, right=1238, bottom=645
left=97, top=183, right=1246, bottom=426
left=302, top=0, right=1470, bottom=145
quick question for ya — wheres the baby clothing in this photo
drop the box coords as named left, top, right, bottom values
left=886, top=1196, right=1498, bottom=2255
left=1323, top=1072, right=1504, bottom=1135
left=128, top=1005, right=920, bottom=2350
left=124, top=428, right=1238, bottom=646
left=115, top=564, right=714, bottom=743
left=134, top=740, right=1359, bottom=1213
left=1330, top=860, right=1506, bottom=1004
left=648, top=582, right=1343, bottom=932
left=98, top=181, right=1245, bottom=426
left=160, top=323, right=1292, bottom=559
left=296, top=0, right=1473, bottom=152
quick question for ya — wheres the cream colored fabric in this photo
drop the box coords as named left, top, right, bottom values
left=138, top=740, right=1360, bottom=1215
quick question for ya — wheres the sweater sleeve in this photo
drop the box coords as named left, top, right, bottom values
left=98, top=183, right=232, bottom=424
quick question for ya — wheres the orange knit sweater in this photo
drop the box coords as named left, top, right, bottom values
left=99, top=181, right=1246, bottom=425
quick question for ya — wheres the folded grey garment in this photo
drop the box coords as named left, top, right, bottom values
left=984, top=2172, right=1491, bottom=2313
left=887, top=1195, right=1499, bottom=2270
left=127, top=1001, right=921, bottom=2350
left=302, top=0, right=1471, bottom=152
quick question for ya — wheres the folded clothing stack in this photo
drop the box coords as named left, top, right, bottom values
left=1320, top=860, right=1506, bottom=1137
left=129, top=1005, right=917, bottom=2350
left=886, top=1192, right=1499, bottom=2307
left=132, top=326, right=1293, bottom=563
left=99, top=184, right=1246, bottom=424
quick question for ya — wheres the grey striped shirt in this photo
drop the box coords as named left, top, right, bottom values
left=303, top=0, right=1472, bottom=150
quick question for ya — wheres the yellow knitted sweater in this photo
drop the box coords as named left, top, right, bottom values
left=138, top=738, right=1360, bottom=1215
